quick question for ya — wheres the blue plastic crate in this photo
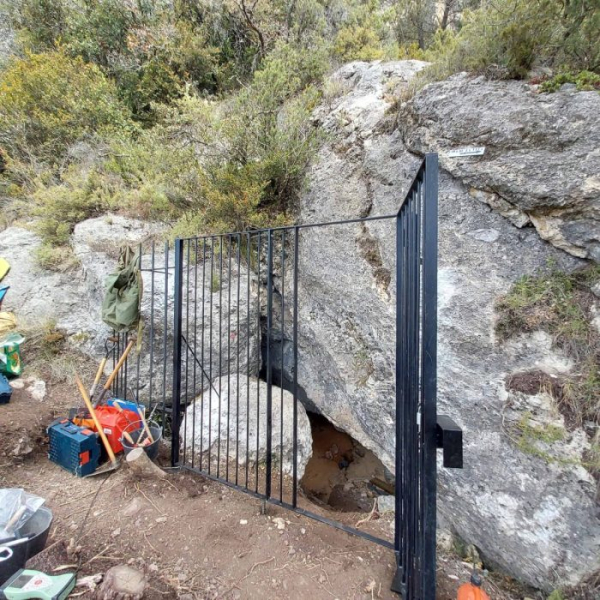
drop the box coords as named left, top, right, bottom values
left=47, top=419, right=100, bottom=477
left=0, top=373, right=11, bottom=405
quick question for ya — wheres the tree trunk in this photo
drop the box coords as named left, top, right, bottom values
left=125, top=447, right=167, bottom=480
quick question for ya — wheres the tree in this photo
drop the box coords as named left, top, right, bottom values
left=396, top=0, right=437, bottom=48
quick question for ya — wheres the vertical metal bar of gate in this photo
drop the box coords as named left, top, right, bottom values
left=171, top=238, right=184, bottom=467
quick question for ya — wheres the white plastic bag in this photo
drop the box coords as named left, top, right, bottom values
left=0, top=489, right=45, bottom=542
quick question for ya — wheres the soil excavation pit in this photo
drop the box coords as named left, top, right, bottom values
left=301, top=413, right=390, bottom=512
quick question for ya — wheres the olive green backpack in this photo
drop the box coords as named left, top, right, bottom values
left=101, top=246, right=143, bottom=332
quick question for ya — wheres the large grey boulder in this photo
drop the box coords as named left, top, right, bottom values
left=182, top=376, right=313, bottom=480
left=290, top=61, right=599, bottom=590
left=400, top=73, right=600, bottom=261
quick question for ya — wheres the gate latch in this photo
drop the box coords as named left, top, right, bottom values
left=436, top=415, right=463, bottom=468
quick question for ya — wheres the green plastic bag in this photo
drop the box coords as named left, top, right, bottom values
left=101, top=246, right=143, bottom=332
left=0, top=333, right=24, bottom=376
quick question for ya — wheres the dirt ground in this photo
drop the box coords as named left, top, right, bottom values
left=0, top=367, right=536, bottom=600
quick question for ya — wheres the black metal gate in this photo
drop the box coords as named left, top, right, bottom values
left=112, top=153, right=462, bottom=598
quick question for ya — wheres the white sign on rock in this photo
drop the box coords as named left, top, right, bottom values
left=447, top=146, right=485, bottom=158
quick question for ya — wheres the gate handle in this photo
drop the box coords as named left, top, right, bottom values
left=436, top=415, right=463, bottom=468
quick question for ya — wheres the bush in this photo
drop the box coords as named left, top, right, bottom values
left=424, top=0, right=600, bottom=82
left=539, top=70, right=600, bottom=92
left=63, top=0, right=136, bottom=68
left=0, top=51, right=133, bottom=164
left=11, top=0, right=67, bottom=51
left=33, top=167, right=111, bottom=245
left=334, top=24, right=384, bottom=61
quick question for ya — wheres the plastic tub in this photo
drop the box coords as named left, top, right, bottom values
left=121, top=420, right=161, bottom=461
left=0, top=506, right=53, bottom=585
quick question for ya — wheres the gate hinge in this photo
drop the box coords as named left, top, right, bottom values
left=436, top=415, right=463, bottom=468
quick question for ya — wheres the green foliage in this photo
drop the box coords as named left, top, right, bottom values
left=395, top=0, right=437, bottom=49
left=12, top=0, right=67, bottom=51
left=540, top=70, right=600, bottom=92
left=35, top=243, right=79, bottom=272
left=547, top=590, right=565, bottom=600
left=424, top=0, right=600, bottom=82
left=397, top=42, right=426, bottom=60
left=0, top=51, right=132, bottom=164
left=334, top=24, right=384, bottom=61
left=63, top=0, right=136, bottom=68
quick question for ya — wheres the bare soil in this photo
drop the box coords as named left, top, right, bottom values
left=0, top=368, right=535, bottom=600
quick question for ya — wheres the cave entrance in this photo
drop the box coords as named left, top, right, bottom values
left=301, top=413, right=390, bottom=513
left=117, top=153, right=459, bottom=598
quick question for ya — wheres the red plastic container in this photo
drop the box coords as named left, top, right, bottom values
left=94, top=405, right=140, bottom=453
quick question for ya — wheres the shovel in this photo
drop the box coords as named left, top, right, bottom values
left=75, top=375, right=120, bottom=477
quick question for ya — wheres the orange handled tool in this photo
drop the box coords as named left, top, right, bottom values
left=75, top=374, right=120, bottom=476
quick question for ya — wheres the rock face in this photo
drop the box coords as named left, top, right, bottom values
left=182, top=376, right=313, bottom=480
left=290, top=61, right=600, bottom=590
left=400, top=73, right=600, bottom=262
left=1, top=216, right=259, bottom=407
left=0, top=227, right=95, bottom=333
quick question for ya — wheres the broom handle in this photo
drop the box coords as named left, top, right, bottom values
left=93, top=340, right=135, bottom=407
left=138, top=406, right=154, bottom=444
left=75, top=374, right=117, bottom=465
left=103, top=340, right=134, bottom=391
left=89, top=357, right=107, bottom=398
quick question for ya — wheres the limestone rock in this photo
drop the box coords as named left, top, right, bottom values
left=0, top=227, right=93, bottom=331
left=400, top=73, right=600, bottom=261
left=182, top=376, right=313, bottom=480
left=289, top=61, right=599, bottom=590
left=95, top=565, right=146, bottom=600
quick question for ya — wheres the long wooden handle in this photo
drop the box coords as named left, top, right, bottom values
left=89, top=357, right=107, bottom=397
left=122, top=430, right=135, bottom=445
left=137, top=406, right=154, bottom=444
left=75, top=374, right=117, bottom=465
left=103, top=340, right=134, bottom=391
left=113, top=399, right=137, bottom=426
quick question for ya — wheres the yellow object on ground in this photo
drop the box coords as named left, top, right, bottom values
left=0, top=258, right=9, bottom=281
left=0, top=312, right=17, bottom=337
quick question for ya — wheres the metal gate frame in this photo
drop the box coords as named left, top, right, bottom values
left=116, top=153, right=463, bottom=598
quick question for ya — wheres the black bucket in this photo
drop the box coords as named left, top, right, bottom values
left=0, top=507, right=53, bottom=585
left=121, top=420, right=161, bottom=461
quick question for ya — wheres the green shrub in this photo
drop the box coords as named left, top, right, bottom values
left=424, top=0, right=600, bottom=82
left=63, top=0, right=136, bottom=68
left=398, top=42, right=426, bottom=60
left=334, top=24, right=384, bottom=61
left=11, top=0, right=67, bottom=51
left=540, top=70, right=600, bottom=92
left=33, top=167, right=112, bottom=245
left=0, top=51, right=133, bottom=164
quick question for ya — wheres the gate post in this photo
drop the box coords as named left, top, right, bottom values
left=421, top=153, right=439, bottom=598
left=171, top=238, right=184, bottom=467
